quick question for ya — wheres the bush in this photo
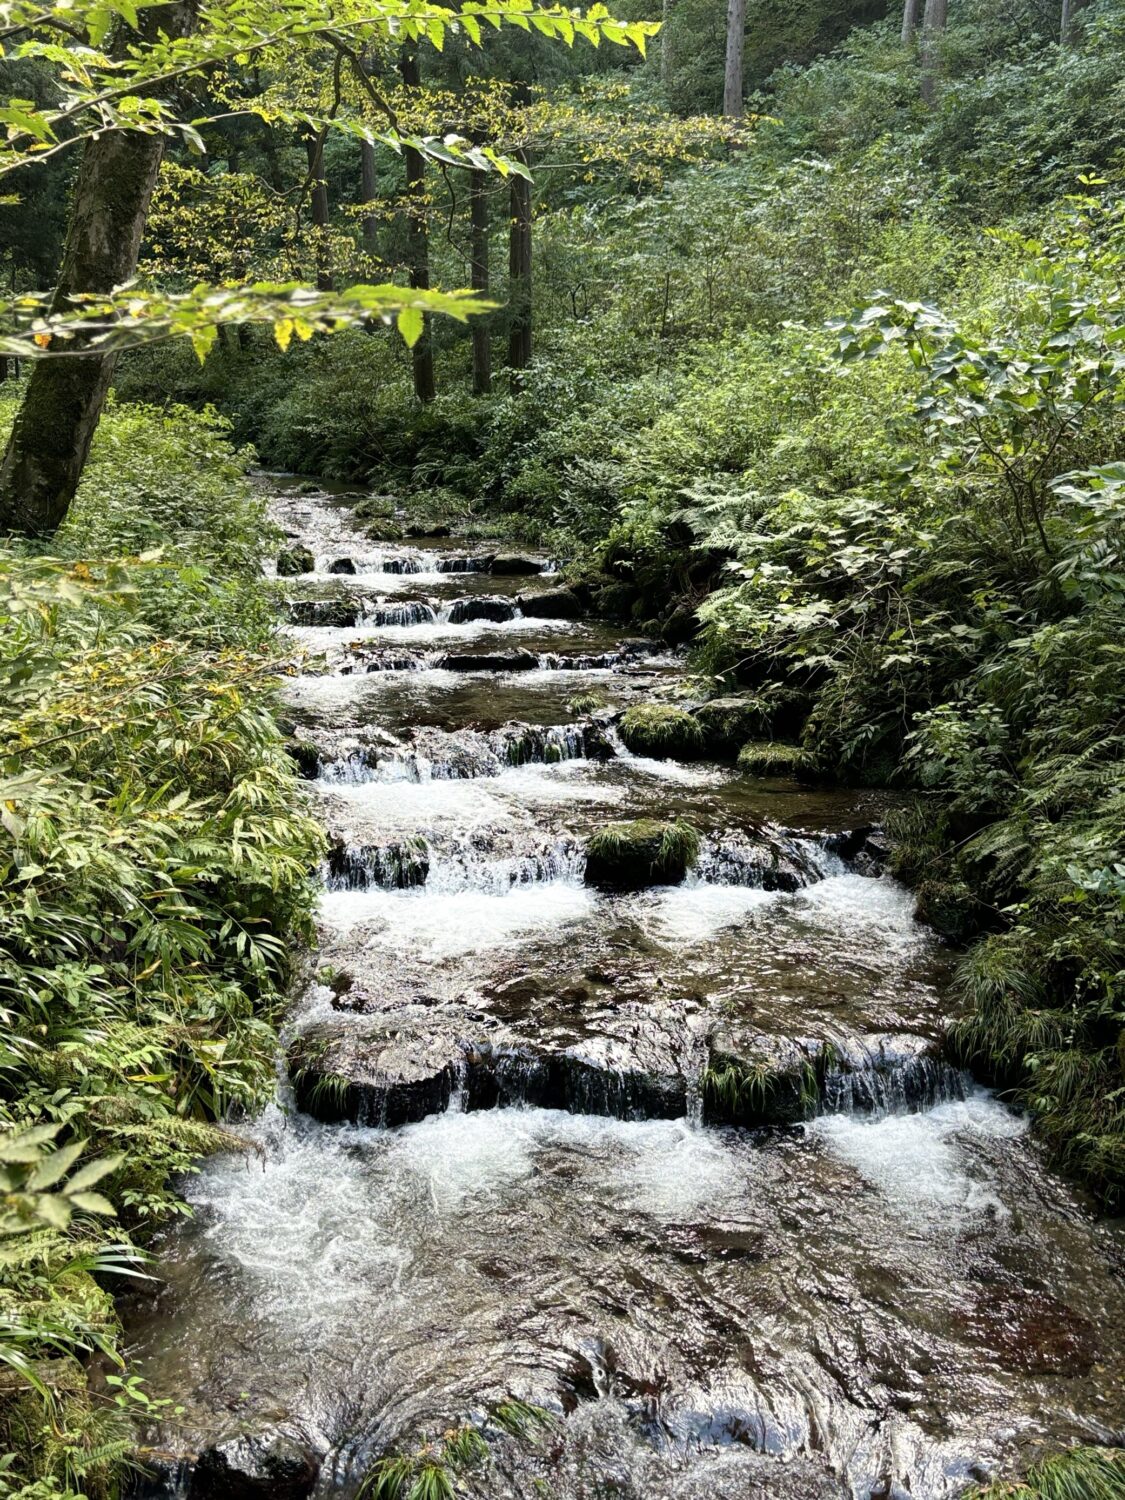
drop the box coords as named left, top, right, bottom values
left=0, top=395, right=322, bottom=1491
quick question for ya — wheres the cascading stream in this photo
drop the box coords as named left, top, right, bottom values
left=124, top=481, right=1125, bottom=1500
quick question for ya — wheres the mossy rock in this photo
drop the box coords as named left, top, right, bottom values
left=914, top=879, right=988, bottom=943
left=584, top=818, right=700, bottom=890
left=567, top=690, right=607, bottom=716
left=591, top=581, right=639, bottom=619
left=364, top=518, right=405, bottom=543
left=352, top=495, right=397, bottom=522
left=276, top=544, right=314, bottom=576
left=695, top=688, right=810, bottom=754
left=285, top=738, right=320, bottom=780
left=737, top=740, right=818, bottom=781
left=619, top=704, right=705, bottom=760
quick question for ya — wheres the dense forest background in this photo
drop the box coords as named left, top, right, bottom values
left=2, top=0, right=1124, bottom=1493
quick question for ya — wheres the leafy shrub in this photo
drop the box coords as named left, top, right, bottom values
left=0, top=396, right=322, bottom=1490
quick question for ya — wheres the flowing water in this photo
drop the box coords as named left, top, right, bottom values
left=125, top=482, right=1125, bottom=1500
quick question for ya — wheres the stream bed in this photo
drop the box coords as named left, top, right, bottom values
left=125, top=483, right=1125, bottom=1500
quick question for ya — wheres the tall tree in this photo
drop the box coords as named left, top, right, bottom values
left=469, top=170, right=492, bottom=395
left=360, top=142, right=380, bottom=258
left=304, top=130, right=334, bottom=291
left=1060, top=0, right=1090, bottom=44
left=901, top=0, right=921, bottom=45
left=400, top=46, right=436, bottom=404
left=920, top=0, right=948, bottom=103
left=723, top=0, right=746, bottom=118
left=507, top=152, right=532, bottom=386
left=0, top=0, right=197, bottom=539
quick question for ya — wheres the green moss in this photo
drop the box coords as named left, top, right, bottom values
left=970, top=1445, right=1125, bottom=1499
left=584, top=818, right=700, bottom=890
left=567, top=690, right=607, bottom=715
left=737, top=740, right=818, bottom=780
left=913, top=877, right=988, bottom=943
left=702, top=1051, right=819, bottom=1126
left=365, top=518, right=405, bottom=542
left=352, top=494, right=397, bottom=522
left=619, top=704, right=704, bottom=760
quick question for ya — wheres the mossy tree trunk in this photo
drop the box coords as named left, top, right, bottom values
left=469, top=169, right=491, bottom=396
left=400, top=46, right=436, bottom=405
left=0, top=0, right=197, bottom=539
left=901, top=0, right=920, bottom=44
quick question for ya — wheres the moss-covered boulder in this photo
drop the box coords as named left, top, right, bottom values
left=694, top=688, right=809, bottom=756
left=364, top=518, right=405, bottom=543
left=619, top=704, right=704, bottom=760
left=584, top=818, right=700, bottom=890
left=913, top=878, right=989, bottom=943
left=277, top=544, right=314, bottom=576
left=352, top=495, right=397, bottom=522
left=737, top=740, right=819, bottom=781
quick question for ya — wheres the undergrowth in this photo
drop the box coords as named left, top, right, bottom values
left=0, top=396, right=323, bottom=1493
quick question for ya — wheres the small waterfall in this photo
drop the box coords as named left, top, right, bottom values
left=325, top=837, right=430, bottom=890
left=358, top=601, right=436, bottom=627
left=695, top=831, right=832, bottom=892
left=437, top=556, right=491, bottom=573
left=493, top=720, right=612, bottom=766
left=426, top=838, right=586, bottom=895
left=821, top=1052, right=969, bottom=1115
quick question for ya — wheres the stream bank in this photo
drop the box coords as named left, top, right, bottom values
left=124, top=480, right=1125, bottom=1500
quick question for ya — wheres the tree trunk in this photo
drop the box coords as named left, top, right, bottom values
left=469, top=169, right=491, bottom=396
left=920, top=0, right=948, bottom=104
left=901, top=0, right=921, bottom=45
left=0, top=1, right=197, bottom=538
left=305, top=132, right=334, bottom=292
left=507, top=153, right=532, bottom=388
left=360, top=140, right=380, bottom=258
left=723, top=0, right=746, bottom=119
left=1061, top=0, right=1090, bottom=44
left=400, top=47, right=436, bottom=404
left=661, top=0, right=675, bottom=88
left=0, top=357, right=8, bottom=384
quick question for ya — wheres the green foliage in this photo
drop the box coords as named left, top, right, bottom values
left=0, top=397, right=322, bottom=1491
left=362, top=1402, right=553, bottom=1500
left=617, top=703, right=703, bottom=758
left=584, top=817, right=700, bottom=889
left=971, top=1445, right=1125, bottom=1500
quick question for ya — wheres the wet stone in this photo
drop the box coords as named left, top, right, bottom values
left=490, top=553, right=544, bottom=575
left=517, top=587, right=584, bottom=619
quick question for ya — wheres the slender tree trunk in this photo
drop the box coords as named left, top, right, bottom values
left=304, top=132, right=334, bottom=292
left=661, top=0, right=676, bottom=88
left=0, top=357, right=8, bottom=384
left=360, top=140, right=380, bottom=258
left=469, top=170, right=491, bottom=396
left=0, top=1, right=197, bottom=538
left=901, top=0, right=921, bottom=44
left=399, top=48, right=436, bottom=404
left=1061, top=0, right=1090, bottom=43
left=260, top=121, right=285, bottom=193
left=920, top=0, right=948, bottom=104
left=507, top=153, right=532, bottom=389
left=723, top=0, right=746, bottom=119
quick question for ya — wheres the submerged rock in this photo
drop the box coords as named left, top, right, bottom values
left=276, top=545, right=314, bottom=576
left=584, top=818, right=701, bottom=890
left=437, top=648, right=540, bottom=672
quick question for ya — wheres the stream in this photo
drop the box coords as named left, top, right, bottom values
left=125, top=481, right=1125, bottom=1500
